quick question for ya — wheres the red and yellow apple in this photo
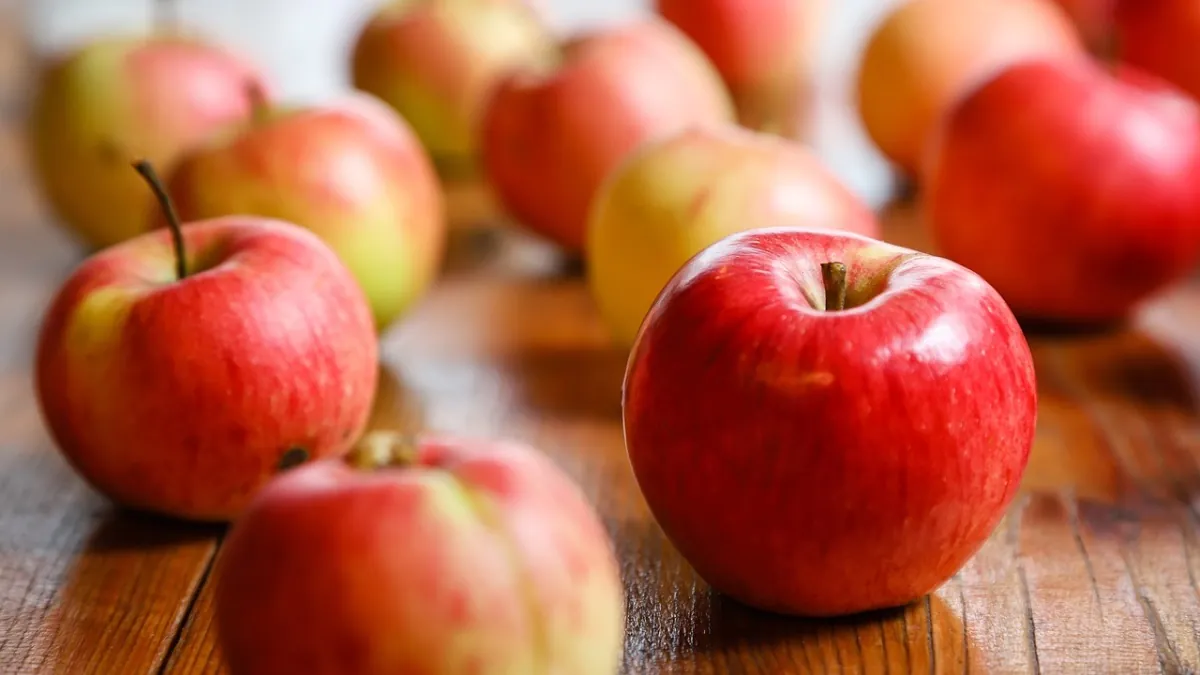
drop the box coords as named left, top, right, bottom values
left=587, top=124, right=880, bottom=347
left=350, top=0, right=559, bottom=177
left=27, top=35, right=268, bottom=249
left=480, top=17, right=735, bottom=253
left=163, top=93, right=446, bottom=331
left=923, top=58, right=1200, bottom=323
left=655, top=0, right=827, bottom=136
left=216, top=432, right=625, bottom=674
left=856, top=0, right=1083, bottom=176
left=1111, top=1, right=1200, bottom=102
left=623, top=227, right=1037, bottom=616
left=34, top=163, right=379, bottom=522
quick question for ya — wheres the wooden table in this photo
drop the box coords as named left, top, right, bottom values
left=6, top=20, right=1200, bottom=675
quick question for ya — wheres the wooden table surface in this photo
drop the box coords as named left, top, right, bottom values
left=6, top=16, right=1200, bottom=675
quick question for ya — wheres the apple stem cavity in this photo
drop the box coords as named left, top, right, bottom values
left=133, top=160, right=188, bottom=281
left=347, top=431, right=420, bottom=471
left=821, top=262, right=848, bottom=311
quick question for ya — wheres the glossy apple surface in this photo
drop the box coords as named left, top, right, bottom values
left=856, top=0, right=1083, bottom=176
left=28, top=36, right=267, bottom=249
left=350, top=0, right=558, bottom=176
left=480, top=17, right=735, bottom=252
left=587, top=125, right=880, bottom=347
left=924, top=58, right=1200, bottom=323
left=164, top=93, right=446, bottom=331
left=215, top=433, right=625, bottom=675
left=35, top=189, right=378, bottom=521
left=623, top=227, right=1037, bottom=616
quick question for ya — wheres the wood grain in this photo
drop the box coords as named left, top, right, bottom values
left=7, top=8, right=1200, bottom=675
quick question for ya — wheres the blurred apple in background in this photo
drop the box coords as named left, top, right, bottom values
left=1111, top=1, right=1200, bottom=103
left=856, top=0, right=1083, bottom=178
left=350, top=0, right=559, bottom=180
left=27, top=35, right=267, bottom=249
left=623, top=227, right=1036, bottom=616
left=480, top=17, right=735, bottom=254
left=587, top=124, right=880, bottom=347
left=164, top=92, right=445, bottom=332
left=1049, top=0, right=1116, bottom=54
left=655, top=0, right=827, bottom=138
left=924, top=58, right=1200, bottom=324
left=35, top=162, right=379, bottom=522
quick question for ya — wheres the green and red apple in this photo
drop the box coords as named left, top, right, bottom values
left=216, top=432, right=625, bottom=674
left=35, top=162, right=379, bottom=522
left=587, top=124, right=880, bottom=347
left=28, top=35, right=268, bottom=249
left=350, top=0, right=559, bottom=178
left=623, top=227, right=1037, bottom=616
left=480, top=17, right=735, bottom=253
left=163, top=92, right=446, bottom=331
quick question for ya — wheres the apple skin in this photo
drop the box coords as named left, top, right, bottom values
left=215, top=434, right=625, bottom=675
left=623, top=227, right=1037, bottom=616
left=34, top=216, right=379, bottom=522
left=924, top=58, right=1200, bottom=323
left=856, top=0, right=1083, bottom=176
left=480, top=18, right=735, bottom=253
left=655, top=0, right=827, bottom=136
left=1112, top=1, right=1200, bottom=102
left=587, top=124, right=881, bottom=347
left=1049, top=0, right=1117, bottom=53
left=27, top=36, right=267, bottom=250
left=163, top=93, right=446, bottom=332
left=350, top=0, right=558, bottom=177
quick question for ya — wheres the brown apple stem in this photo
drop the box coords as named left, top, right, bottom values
left=347, top=431, right=420, bottom=470
left=132, top=160, right=188, bottom=280
left=154, top=0, right=178, bottom=34
left=821, top=262, right=847, bottom=311
left=245, top=80, right=269, bottom=124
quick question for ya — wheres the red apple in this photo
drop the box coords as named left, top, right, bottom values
left=924, top=58, right=1200, bottom=323
left=1112, top=1, right=1200, bottom=102
left=655, top=0, right=827, bottom=136
left=163, top=93, right=446, bottom=332
left=1050, top=0, right=1118, bottom=53
left=623, top=227, right=1037, bottom=616
left=480, top=17, right=735, bottom=252
left=34, top=163, right=378, bottom=522
left=856, top=0, right=1084, bottom=176
left=27, top=35, right=268, bottom=249
left=215, top=432, right=625, bottom=674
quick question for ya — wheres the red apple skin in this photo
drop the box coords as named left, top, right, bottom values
left=924, top=58, right=1200, bottom=323
left=28, top=36, right=268, bottom=249
left=1049, top=0, right=1117, bottom=53
left=623, top=227, right=1037, bottom=616
left=215, top=434, right=625, bottom=675
left=35, top=217, right=379, bottom=522
left=1113, top=1, right=1200, bottom=102
left=480, top=18, right=735, bottom=252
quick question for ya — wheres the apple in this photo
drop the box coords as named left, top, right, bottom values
left=162, top=92, right=446, bottom=332
left=622, top=227, right=1036, bottom=616
left=856, top=0, right=1083, bottom=176
left=34, top=162, right=379, bottom=522
left=480, top=17, right=735, bottom=253
left=1049, top=0, right=1117, bottom=53
left=215, top=431, right=625, bottom=674
left=655, top=0, right=828, bottom=137
left=587, top=124, right=881, bottom=347
left=349, top=0, right=559, bottom=178
left=27, top=35, right=268, bottom=250
left=923, top=58, right=1200, bottom=323
left=1111, top=1, right=1200, bottom=102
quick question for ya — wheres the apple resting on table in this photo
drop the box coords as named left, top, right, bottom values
left=587, top=124, right=880, bottom=347
left=28, top=35, right=267, bottom=249
left=163, top=92, right=446, bottom=332
left=480, top=17, right=735, bottom=253
left=350, top=0, right=558, bottom=178
left=215, top=432, right=625, bottom=675
left=623, top=227, right=1037, bottom=616
left=924, top=58, right=1200, bottom=324
left=34, top=162, right=378, bottom=522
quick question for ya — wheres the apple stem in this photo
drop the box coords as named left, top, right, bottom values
left=245, top=80, right=269, bottom=124
left=154, top=0, right=178, bottom=34
left=132, top=160, right=188, bottom=280
left=347, top=431, right=420, bottom=470
left=821, top=262, right=847, bottom=311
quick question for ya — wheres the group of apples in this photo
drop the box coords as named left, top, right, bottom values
left=26, top=0, right=1192, bottom=671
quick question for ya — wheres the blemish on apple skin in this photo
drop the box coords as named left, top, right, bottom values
left=754, top=362, right=835, bottom=394
left=97, top=139, right=123, bottom=165
left=276, top=446, right=309, bottom=472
